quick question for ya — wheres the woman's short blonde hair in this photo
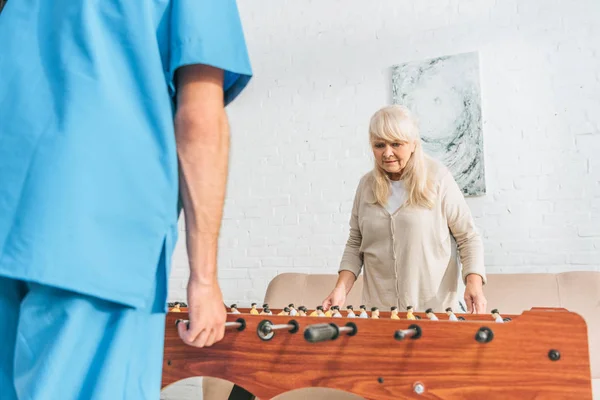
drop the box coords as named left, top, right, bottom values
left=369, top=105, right=435, bottom=209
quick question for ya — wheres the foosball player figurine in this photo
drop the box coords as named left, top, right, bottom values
left=491, top=309, right=504, bottom=323
left=390, top=306, right=400, bottom=320
left=278, top=307, right=291, bottom=316
left=406, top=306, right=416, bottom=320
left=359, top=305, right=368, bottom=318
left=288, top=303, right=298, bottom=316
left=425, top=308, right=438, bottom=320
left=332, top=306, right=343, bottom=318
left=328, top=306, right=337, bottom=317
left=346, top=305, right=356, bottom=318
left=250, top=303, right=259, bottom=315
left=371, top=307, right=380, bottom=319
left=297, top=306, right=308, bottom=316
left=260, top=304, right=271, bottom=315
left=171, top=302, right=182, bottom=312
left=445, top=307, right=458, bottom=321
left=310, top=306, right=325, bottom=317
left=329, top=305, right=336, bottom=316
left=230, top=304, right=241, bottom=314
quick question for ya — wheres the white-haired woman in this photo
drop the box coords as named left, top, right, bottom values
left=322, top=105, right=487, bottom=315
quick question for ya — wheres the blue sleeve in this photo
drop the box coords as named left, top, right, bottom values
left=169, top=0, right=252, bottom=106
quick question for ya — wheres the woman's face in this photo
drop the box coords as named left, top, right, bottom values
left=372, top=139, right=416, bottom=178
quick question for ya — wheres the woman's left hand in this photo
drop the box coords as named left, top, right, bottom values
left=463, top=274, right=487, bottom=314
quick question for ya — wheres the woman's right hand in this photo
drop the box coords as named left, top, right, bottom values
left=322, top=287, right=347, bottom=311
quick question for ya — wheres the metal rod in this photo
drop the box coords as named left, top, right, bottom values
left=476, top=330, right=489, bottom=342
left=225, top=321, right=243, bottom=329
left=338, top=326, right=354, bottom=334
left=474, top=326, right=494, bottom=343
left=394, top=328, right=417, bottom=340
left=394, top=324, right=422, bottom=341
left=175, top=319, right=245, bottom=331
left=261, top=323, right=294, bottom=333
left=257, top=320, right=299, bottom=341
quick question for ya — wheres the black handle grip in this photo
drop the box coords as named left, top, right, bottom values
left=304, top=323, right=340, bottom=343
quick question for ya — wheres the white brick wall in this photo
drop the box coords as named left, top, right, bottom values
left=167, top=0, right=600, bottom=307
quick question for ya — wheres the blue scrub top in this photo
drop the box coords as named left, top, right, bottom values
left=0, top=0, right=252, bottom=309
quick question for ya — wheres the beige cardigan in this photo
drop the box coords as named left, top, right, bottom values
left=339, top=158, right=486, bottom=313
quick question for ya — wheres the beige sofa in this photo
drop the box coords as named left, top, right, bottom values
left=201, top=272, right=600, bottom=399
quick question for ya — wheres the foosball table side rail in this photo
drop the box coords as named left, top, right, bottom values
left=161, top=307, right=593, bottom=400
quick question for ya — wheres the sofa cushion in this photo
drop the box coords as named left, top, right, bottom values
left=263, top=273, right=364, bottom=310
left=482, top=273, right=561, bottom=313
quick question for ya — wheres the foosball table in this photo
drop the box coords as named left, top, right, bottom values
left=161, top=303, right=593, bottom=399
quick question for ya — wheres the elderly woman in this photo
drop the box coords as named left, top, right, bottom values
left=322, top=105, right=487, bottom=315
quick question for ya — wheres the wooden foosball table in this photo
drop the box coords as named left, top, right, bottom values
left=161, top=304, right=593, bottom=399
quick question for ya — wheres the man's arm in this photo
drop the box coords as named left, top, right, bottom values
left=175, top=63, right=229, bottom=348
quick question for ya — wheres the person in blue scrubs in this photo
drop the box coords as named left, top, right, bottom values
left=0, top=1, right=252, bottom=399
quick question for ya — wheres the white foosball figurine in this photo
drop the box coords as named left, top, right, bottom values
left=359, top=305, right=368, bottom=318
left=229, top=304, right=241, bottom=314
left=445, top=307, right=458, bottom=321
left=288, top=303, right=298, bottom=316
left=346, top=305, right=356, bottom=318
left=332, top=306, right=342, bottom=318
left=316, top=306, right=326, bottom=317
left=492, top=309, right=504, bottom=323
left=425, top=308, right=438, bottom=321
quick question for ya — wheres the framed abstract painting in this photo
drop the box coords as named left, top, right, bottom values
left=391, top=51, right=486, bottom=196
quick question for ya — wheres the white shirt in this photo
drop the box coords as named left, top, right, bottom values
left=386, top=179, right=407, bottom=214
